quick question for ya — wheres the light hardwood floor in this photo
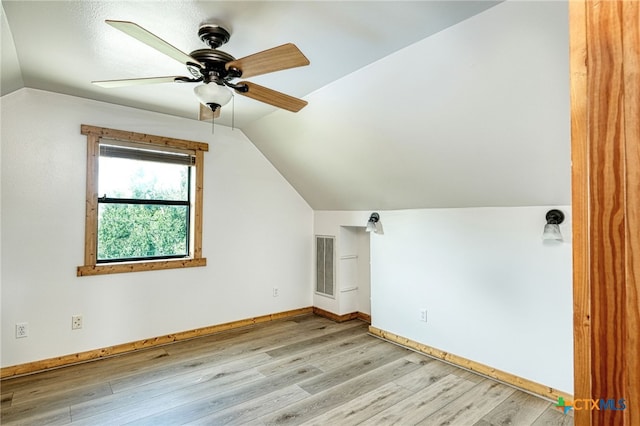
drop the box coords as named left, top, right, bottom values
left=1, top=315, right=573, bottom=425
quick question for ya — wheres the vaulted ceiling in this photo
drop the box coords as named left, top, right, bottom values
left=1, top=0, right=570, bottom=211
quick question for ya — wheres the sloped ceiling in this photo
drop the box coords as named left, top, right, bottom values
left=1, top=0, right=570, bottom=211
left=245, top=1, right=571, bottom=210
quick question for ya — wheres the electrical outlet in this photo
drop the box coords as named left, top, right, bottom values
left=419, top=309, right=427, bottom=322
left=72, top=315, right=83, bottom=330
left=273, top=287, right=279, bottom=297
left=16, top=322, right=28, bottom=338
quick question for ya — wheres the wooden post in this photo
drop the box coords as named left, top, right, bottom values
left=570, top=1, right=640, bottom=425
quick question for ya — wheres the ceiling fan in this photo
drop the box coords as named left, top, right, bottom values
left=92, top=20, right=310, bottom=120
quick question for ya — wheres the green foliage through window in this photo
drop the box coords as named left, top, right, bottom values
left=98, top=204, right=188, bottom=260
left=97, top=147, right=191, bottom=262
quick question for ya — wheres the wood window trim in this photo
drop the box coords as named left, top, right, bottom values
left=77, top=125, right=208, bottom=277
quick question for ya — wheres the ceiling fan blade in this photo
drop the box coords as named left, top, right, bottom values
left=92, top=76, right=188, bottom=88
left=106, top=20, right=203, bottom=68
left=235, top=81, right=307, bottom=112
left=225, top=43, right=309, bottom=78
left=199, top=103, right=221, bottom=121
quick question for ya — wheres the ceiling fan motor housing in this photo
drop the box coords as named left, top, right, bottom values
left=188, top=49, right=236, bottom=83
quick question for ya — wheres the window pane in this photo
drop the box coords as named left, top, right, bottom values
left=99, top=156, right=188, bottom=201
left=98, top=204, right=188, bottom=261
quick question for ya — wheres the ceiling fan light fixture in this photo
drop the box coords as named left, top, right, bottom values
left=193, top=82, right=233, bottom=108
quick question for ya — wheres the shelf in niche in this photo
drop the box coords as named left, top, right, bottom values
left=340, top=254, right=358, bottom=260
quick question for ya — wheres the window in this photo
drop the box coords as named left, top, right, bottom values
left=77, top=125, right=208, bottom=276
left=316, top=235, right=335, bottom=297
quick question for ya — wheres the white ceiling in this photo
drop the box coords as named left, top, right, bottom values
left=1, top=0, right=570, bottom=211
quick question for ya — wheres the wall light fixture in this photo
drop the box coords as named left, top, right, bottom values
left=542, top=209, right=564, bottom=241
left=366, top=212, right=384, bottom=234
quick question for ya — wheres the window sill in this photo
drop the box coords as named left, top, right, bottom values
left=77, top=258, right=206, bottom=277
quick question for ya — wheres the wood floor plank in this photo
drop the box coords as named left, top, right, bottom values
left=1, top=383, right=111, bottom=425
left=163, top=316, right=363, bottom=365
left=185, top=384, right=310, bottom=425
left=70, top=368, right=265, bottom=425
left=69, top=353, right=270, bottom=421
left=418, top=379, right=517, bottom=426
left=530, top=405, right=575, bottom=426
left=393, top=358, right=459, bottom=392
left=1, top=392, right=13, bottom=408
left=103, top=317, right=348, bottom=395
left=477, top=390, right=551, bottom=425
left=1, top=405, right=71, bottom=426
left=0, top=315, right=568, bottom=426
left=299, top=382, right=412, bottom=426
left=365, top=373, right=477, bottom=425
left=299, top=340, right=409, bottom=395
left=124, top=365, right=322, bottom=425
left=257, top=333, right=373, bottom=376
left=403, top=351, right=435, bottom=365
left=259, top=357, right=422, bottom=425
left=306, top=337, right=388, bottom=371
left=0, top=348, right=170, bottom=396
left=265, top=322, right=368, bottom=358
left=160, top=318, right=307, bottom=357
left=452, top=368, right=489, bottom=384
left=107, top=346, right=271, bottom=393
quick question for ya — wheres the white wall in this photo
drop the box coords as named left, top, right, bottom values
left=314, top=211, right=376, bottom=316
left=338, top=226, right=371, bottom=315
left=370, top=206, right=573, bottom=394
left=0, top=88, right=313, bottom=367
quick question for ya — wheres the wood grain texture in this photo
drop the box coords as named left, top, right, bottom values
left=312, top=306, right=357, bottom=322
left=297, top=341, right=408, bottom=395
left=570, top=1, right=640, bottom=425
left=198, top=103, right=220, bottom=121
left=312, top=306, right=370, bottom=323
left=298, top=382, right=412, bottom=426
left=368, top=373, right=477, bottom=425
left=0, top=307, right=312, bottom=379
left=76, top=257, right=207, bottom=276
left=531, top=406, right=575, bottom=426
left=417, top=379, right=515, bottom=426
left=259, top=358, right=422, bottom=426
left=1, top=315, right=568, bottom=425
left=369, top=326, right=572, bottom=403
left=82, top=134, right=100, bottom=266
left=185, top=384, right=310, bottom=425
left=568, top=1, right=591, bottom=424
left=357, top=311, right=372, bottom=323
left=586, top=4, right=626, bottom=426
left=193, top=149, right=204, bottom=259
left=225, top=43, right=310, bottom=79
left=80, top=124, right=209, bottom=152
left=237, top=81, right=308, bottom=112
left=622, top=5, right=640, bottom=426
left=477, top=391, right=550, bottom=426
